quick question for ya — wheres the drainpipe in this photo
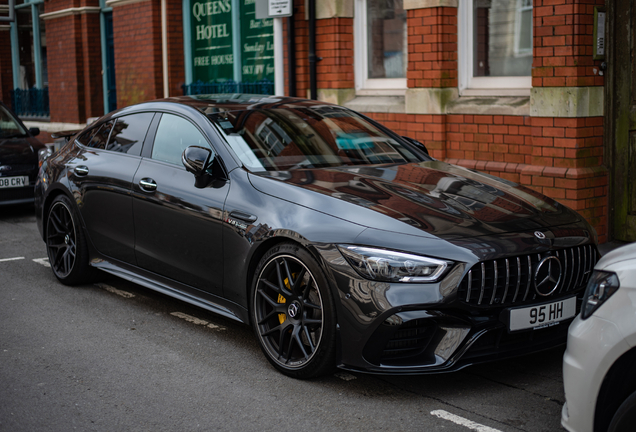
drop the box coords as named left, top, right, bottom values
left=161, top=0, right=169, bottom=97
left=308, top=0, right=320, bottom=100
left=287, top=15, right=296, bottom=97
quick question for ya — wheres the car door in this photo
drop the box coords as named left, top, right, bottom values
left=132, top=112, right=229, bottom=297
left=70, top=112, right=154, bottom=264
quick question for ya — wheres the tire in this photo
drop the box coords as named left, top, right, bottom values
left=45, top=194, right=94, bottom=285
left=251, top=243, right=337, bottom=379
left=609, top=390, right=636, bottom=432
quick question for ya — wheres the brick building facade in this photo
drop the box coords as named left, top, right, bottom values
left=1, top=0, right=630, bottom=242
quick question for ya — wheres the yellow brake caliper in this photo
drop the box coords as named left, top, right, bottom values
left=277, top=275, right=295, bottom=324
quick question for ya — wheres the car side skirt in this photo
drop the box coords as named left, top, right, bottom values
left=91, top=259, right=249, bottom=324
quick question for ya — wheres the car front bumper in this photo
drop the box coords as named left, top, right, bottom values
left=562, top=313, right=630, bottom=432
left=317, top=242, right=590, bottom=375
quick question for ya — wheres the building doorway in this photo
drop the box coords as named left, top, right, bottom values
left=607, top=2, right=636, bottom=241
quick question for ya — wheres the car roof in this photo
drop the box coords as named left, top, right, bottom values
left=143, top=94, right=340, bottom=114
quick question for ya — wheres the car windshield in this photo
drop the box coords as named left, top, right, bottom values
left=0, top=105, right=27, bottom=138
left=208, top=105, right=424, bottom=172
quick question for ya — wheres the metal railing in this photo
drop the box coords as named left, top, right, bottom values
left=10, top=87, right=50, bottom=119
left=182, top=80, right=274, bottom=96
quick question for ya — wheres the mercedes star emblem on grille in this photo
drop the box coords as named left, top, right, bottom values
left=534, top=256, right=563, bottom=296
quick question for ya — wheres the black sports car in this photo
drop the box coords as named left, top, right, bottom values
left=35, top=95, right=598, bottom=378
left=0, top=101, right=46, bottom=205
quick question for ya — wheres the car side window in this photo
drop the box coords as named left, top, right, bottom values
left=77, top=121, right=114, bottom=149
left=151, top=113, right=211, bottom=166
left=107, top=113, right=154, bottom=156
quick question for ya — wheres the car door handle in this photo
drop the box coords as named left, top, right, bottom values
left=139, top=178, right=157, bottom=192
left=75, top=165, right=89, bottom=176
left=229, top=210, right=257, bottom=223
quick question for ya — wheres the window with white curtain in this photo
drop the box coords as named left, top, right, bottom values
left=459, top=0, right=533, bottom=95
left=354, top=0, right=407, bottom=93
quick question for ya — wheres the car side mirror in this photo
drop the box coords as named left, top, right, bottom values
left=182, top=146, right=212, bottom=177
left=29, top=127, right=40, bottom=136
left=401, top=136, right=430, bottom=156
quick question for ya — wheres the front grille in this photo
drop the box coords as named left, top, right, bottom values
left=0, top=186, right=35, bottom=202
left=0, top=164, right=37, bottom=174
left=458, top=244, right=597, bottom=307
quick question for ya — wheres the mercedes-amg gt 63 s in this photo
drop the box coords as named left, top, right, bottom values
left=35, top=95, right=598, bottom=378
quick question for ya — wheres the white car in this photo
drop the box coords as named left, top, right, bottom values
left=562, top=242, right=636, bottom=432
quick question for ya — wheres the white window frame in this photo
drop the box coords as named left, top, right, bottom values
left=354, top=0, right=407, bottom=95
left=458, top=0, right=532, bottom=96
left=514, top=0, right=533, bottom=57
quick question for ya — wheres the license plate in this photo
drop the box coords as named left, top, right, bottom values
left=0, top=176, right=29, bottom=189
left=508, top=296, right=577, bottom=332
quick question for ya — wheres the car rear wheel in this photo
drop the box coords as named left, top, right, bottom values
left=45, top=195, right=93, bottom=285
left=251, top=243, right=336, bottom=379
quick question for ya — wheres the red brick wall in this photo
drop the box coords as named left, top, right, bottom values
left=407, top=7, right=457, bottom=88
left=45, top=0, right=103, bottom=123
left=167, top=0, right=185, bottom=96
left=80, top=12, right=104, bottom=118
left=316, top=17, right=354, bottom=89
left=113, top=0, right=162, bottom=107
left=46, top=14, right=84, bottom=123
left=532, top=0, right=605, bottom=87
left=0, top=29, right=13, bottom=104
left=289, top=0, right=309, bottom=98
left=364, top=112, right=608, bottom=242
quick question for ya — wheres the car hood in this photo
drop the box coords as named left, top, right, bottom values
left=0, top=136, right=44, bottom=165
left=248, top=161, right=583, bottom=241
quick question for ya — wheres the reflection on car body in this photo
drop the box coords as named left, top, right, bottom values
left=36, top=95, right=598, bottom=379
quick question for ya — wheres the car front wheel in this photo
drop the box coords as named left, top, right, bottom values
left=251, top=243, right=336, bottom=379
left=609, top=390, right=636, bottom=432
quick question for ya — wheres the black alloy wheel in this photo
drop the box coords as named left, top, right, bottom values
left=45, top=195, right=92, bottom=285
left=252, top=243, right=336, bottom=378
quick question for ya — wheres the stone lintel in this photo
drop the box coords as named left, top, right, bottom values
left=317, top=88, right=356, bottom=105
left=530, top=86, right=604, bottom=118
left=447, top=96, right=530, bottom=116
left=405, top=88, right=458, bottom=114
left=40, top=6, right=101, bottom=20
left=344, top=95, right=406, bottom=113
left=307, top=0, right=353, bottom=19
left=105, top=0, right=150, bottom=9
left=404, top=0, right=458, bottom=10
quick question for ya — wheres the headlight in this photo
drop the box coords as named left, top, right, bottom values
left=38, top=145, right=54, bottom=168
left=581, top=270, right=620, bottom=320
left=337, top=245, right=452, bottom=283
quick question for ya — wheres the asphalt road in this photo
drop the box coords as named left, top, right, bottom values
left=1, top=204, right=568, bottom=432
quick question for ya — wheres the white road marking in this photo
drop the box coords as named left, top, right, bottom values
left=170, top=312, right=227, bottom=331
left=430, top=410, right=503, bottom=432
left=32, top=258, right=50, bottom=267
left=0, top=257, right=25, bottom=262
left=95, top=283, right=135, bottom=299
